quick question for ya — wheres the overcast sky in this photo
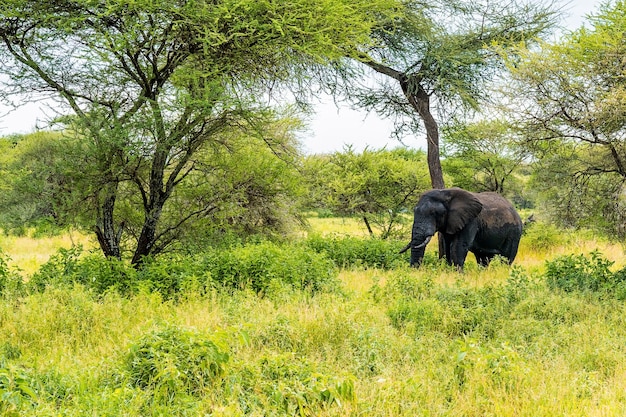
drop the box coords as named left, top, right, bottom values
left=0, top=0, right=608, bottom=154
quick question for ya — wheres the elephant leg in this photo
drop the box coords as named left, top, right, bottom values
left=449, top=240, right=470, bottom=269
left=442, top=235, right=453, bottom=265
left=504, top=238, right=520, bottom=264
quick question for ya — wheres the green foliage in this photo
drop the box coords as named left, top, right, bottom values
left=0, top=360, right=38, bottom=416
left=28, top=242, right=339, bottom=298
left=356, top=0, right=557, bottom=110
left=237, top=354, right=356, bottom=414
left=543, top=251, right=626, bottom=298
left=305, top=234, right=410, bottom=269
left=381, top=266, right=537, bottom=341
left=29, top=246, right=90, bottom=292
left=441, top=120, right=532, bottom=201
left=121, top=325, right=229, bottom=401
left=502, top=1, right=626, bottom=237
left=529, top=144, right=626, bottom=236
left=0, top=0, right=403, bottom=263
left=303, top=148, right=430, bottom=239
left=0, top=253, right=23, bottom=298
left=0, top=132, right=76, bottom=233
left=453, top=338, right=524, bottom=390
left=204, top=241, right=339, bottom=294
left=387, top=284, right=512, bottom=339
left=520, top=221, right=568, bottom=251
left=5, top=234, right=626, bottom=414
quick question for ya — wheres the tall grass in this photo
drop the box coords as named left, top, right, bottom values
left=0, top=218, right=624, bottom=415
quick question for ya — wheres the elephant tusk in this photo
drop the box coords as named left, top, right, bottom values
left=399, top=236, right=432, bottom=254
left=414, top=236, right=432, bottom=249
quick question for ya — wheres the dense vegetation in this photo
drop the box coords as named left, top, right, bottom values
left=0, top=222, right=624, bottom=415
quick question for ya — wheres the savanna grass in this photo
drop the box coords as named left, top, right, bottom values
left=0, top=219, right=624, bottom=415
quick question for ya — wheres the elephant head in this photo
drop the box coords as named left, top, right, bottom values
left=401, top=188, right=483, bottom=266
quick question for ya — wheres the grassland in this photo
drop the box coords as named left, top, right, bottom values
left=0, top=219, right=625, bottom=416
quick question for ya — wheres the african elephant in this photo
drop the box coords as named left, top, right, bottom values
left=400, top=188, right=522, bottom=269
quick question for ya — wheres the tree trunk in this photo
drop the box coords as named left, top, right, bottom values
left=400, top=78, right=445, bottom=189
left=131, top=207, right=163, bottom=267
left=357, top=60, right=445, bottom=189
left=363, top=215, right=374, bottom=237
left=357, top=60, right=447, bottom=258
left=94, top=184, right=122, bottom=259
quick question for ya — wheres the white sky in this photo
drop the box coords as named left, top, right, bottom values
left=0, top=0, right=607, bottom=154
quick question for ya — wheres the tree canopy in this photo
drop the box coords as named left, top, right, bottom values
left=441, top=120, right=530, bottom=195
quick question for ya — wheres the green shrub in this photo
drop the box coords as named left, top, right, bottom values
left=236, top=353, right=355, bottom=414
left=384, top=271, right=515, bottom=339
left=30, top=242, right=338, bottom=298
left=135, top=255, right=212, bottom=298
left=543, top=251, right=626, bottom=297
left=0, top=360, right=38, bottom=416
left=521, top=222, right=567, bottom=251
left=0, top=253, right=23, bottom=298
left=121, top=325, right=229, bottom=400
left=30, top=247, right=138, bottom=296
left=370, top=268, right=435, bottom=303
left=29, top=245, right=85, bottom=292
left=204, top=241, right=339, bottom=294
left=305, top=235, right=409, bottom=269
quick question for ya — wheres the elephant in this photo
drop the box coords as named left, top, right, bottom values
left=400, top=187, right=522, bottom=269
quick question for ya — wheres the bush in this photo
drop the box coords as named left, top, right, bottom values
left=236, top=353, right=355, bottom=414
left=0, top=253, right=23, bottom=298
left=121, top=325, right=229, bottom=400
left=520, top=222, right=567, bottom=251
left=201, top=241, right=338, bottom=294
left=29, top=242, right=339, bottom=298
left=544, top=251, right=626, bottom=298
left=0, top=360, right=38, bottom=415
left=29, top=246, right=86, bottom=292
left=305, top=235, right=409, bottom=269
left=382, top=269, right=531, bottom=340
left=29, top=246, right=138, bottom=295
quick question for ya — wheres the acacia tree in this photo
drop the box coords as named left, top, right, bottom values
left=441, top=120, right=530, bottom=194
left=0, top=0, right=398, bottom=265
left=342, top=0, right=559, bottom=188
left=304, top=147, right=430, bottom=239
left=502, top=0, right=626, bottom=235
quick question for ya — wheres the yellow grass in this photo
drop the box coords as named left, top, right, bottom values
left=0, top=229, right=94, bottom=276
left=306, top=216, right=371, bottom=237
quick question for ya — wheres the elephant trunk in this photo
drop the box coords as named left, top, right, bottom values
left=410, top=245, right=426, bottom=267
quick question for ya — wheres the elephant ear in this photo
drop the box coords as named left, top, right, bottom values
left=445, top=188, right=483, bottom=234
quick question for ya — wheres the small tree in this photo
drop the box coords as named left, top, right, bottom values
left=304, top=147, right=431, bottom=239
left=441, top=120, right=530, bottom=195
left=0, top=132, right=75, bottom=233
left=0, top=119, right=307, bottom=247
